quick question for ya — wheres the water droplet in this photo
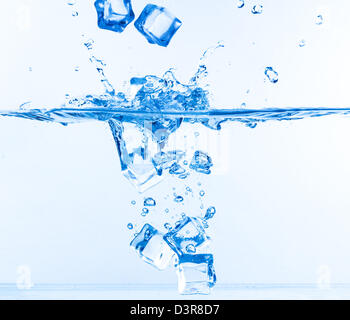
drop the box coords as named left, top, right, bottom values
left=144, top=197, right=156, bottom=207
left=202, top=220, right=209, bottom=229
left=83, top=38, right=94, bottom=50
left=186, top=187, right=192, bottom=192
left=74, top=66, right=80, bottom=72
left=174, top=195, right=184, bottom=203
left=204, top=206, right=216, bottom=220
left=141, top=208, right=149, bottom=216
left=181, top=213, right=187, bottom=219
left=131, top=200, right=136, bottom=205
left=251, top=5, right=263, bottom=14
left=246, top=122, right=257, bottom=129
left=237, top=0, right=245, bottom=8
left=194, top=132, right=200, bottom=137
left=165, top=208, right=169, bottom=213
left=183, top=160, right=188, bottom=166
left=241, top=102, right=246, bottom=108
left=127, top=223, right=133, bottom=230
left=72, top=11, right=79, bottom=17
left=264, top=67, right=279, bottom=83
left=164, top=223, right=172, bottom=231
left=298, top=39, right=306, bottom=47
left=199, top=190, right=205, bottom=197
left=67, top=0, right=76, bottom=5
left=186, top=244, right=196, bottom=253
left=316, top=14, right=324, bottom=25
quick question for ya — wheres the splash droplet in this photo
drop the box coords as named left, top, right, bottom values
left=174, top=195, right=184, bottom=203
left=83, top=38, right=94, bottom=50
left=316, top=14, right=324, bottom=25
left=164, top=223, right=172, bottom=231
left=204, top=206, right=216, bottom=220
left=72, top=11, right=79, bottom=17
left=127, top=223, right=133, bottom=230
left=265, top=67, right=279, bottom=83
left=298, top=39, right=306, bottom=47
left=199, top=190, right=205, bottom=197
left=144, top=197, right=156, bottom=207
left=251, top=5, right=263, bottom=14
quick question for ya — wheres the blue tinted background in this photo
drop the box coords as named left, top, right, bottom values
left=1, top=0, right=350, bottom=297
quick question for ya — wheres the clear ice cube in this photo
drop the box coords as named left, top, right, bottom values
left=164, top=216, right=210, bottom=256
left=130, top=224, right=175, bottom=270
left=134, top=4, right=182, bottom=47
left=176, top=254, right=216, bottom=295
left=109, top=119, right=163, bottom=192
left=94, top=0, right=135, bottom=33
left=189, top=150, right=213, bottom=175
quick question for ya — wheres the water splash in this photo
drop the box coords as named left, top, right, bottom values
left=316, top=14, right=324, bottom=25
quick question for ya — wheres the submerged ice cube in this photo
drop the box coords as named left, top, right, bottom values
left=130, top=224, right=175, bottom=270
left=265, top=67, right=279, bottom=83
left=164, top=217, right=210, bottom=256
left=189, top=151, right=213, bottom=175
left=134, top=4, right=182, bottom=47
left=176, top=254, right=216, bottom=295
left=109, top=119, right=163, bottom=192
left=94, top=0, right=135, bottom=33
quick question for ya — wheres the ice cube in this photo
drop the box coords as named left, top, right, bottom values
left=164, top=216, right=210, bottom=256
left=134, top=4, right=182, bottom=47
left=189, top=151, right=213, bottom=175
left=130, top=224, right=175, bottom=270
left=109, top=119, right=163, bottom=192
left=94, top=0, right=135, bottom=33
left=176, top=254, right=216, bottom=295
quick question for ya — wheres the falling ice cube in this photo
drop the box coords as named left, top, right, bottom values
left=130, top=224, right=175, bottom=270
left=134, top=4, right=182, bottom=47
left=189, top=150, right=213, bottom=175
left=164, top=216, right=210, bottom=256
left=176, top=254, right=217, bottom=295
left=109, top=119, right=163, bottom=192
left=94, top=0, right=135, bottom=33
